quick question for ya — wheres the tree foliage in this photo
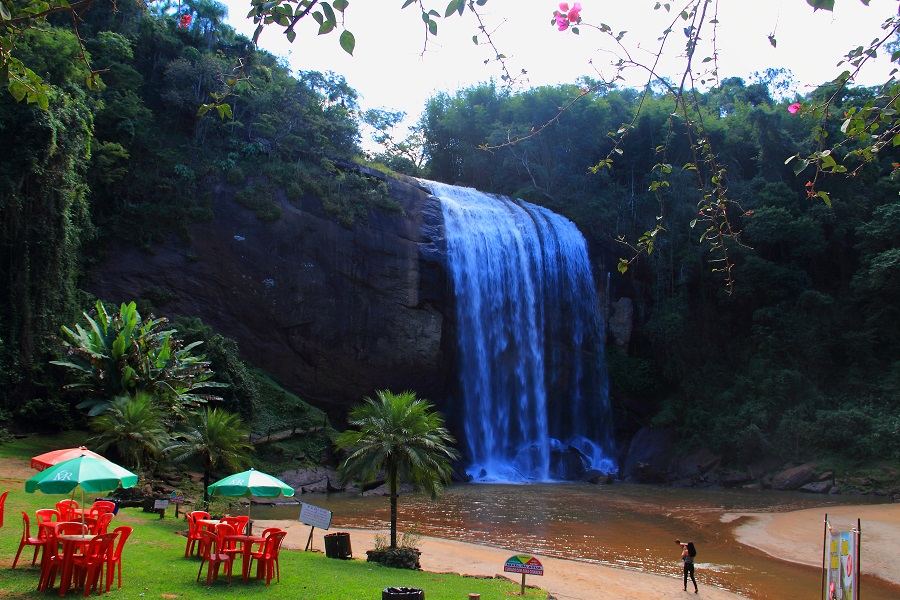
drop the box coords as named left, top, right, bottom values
left=336, top=390, right=458, bottom=548
left=51, top=300, right=224, bottom=416
left=167, top=407, right=254, bottom=501
left=90, top=391, right=170, bottom=471
left=418, top=78, right=900, bottom=464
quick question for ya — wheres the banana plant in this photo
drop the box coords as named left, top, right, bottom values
left=51, top=300, right=225, bottom=416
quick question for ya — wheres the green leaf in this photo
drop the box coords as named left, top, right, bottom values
left=806, top=0, right=835, bottom=11
left=339, top=29, right=356, bottom=55
left=791, top=158, right=810, bottom=176
left=444, top=0, right=460, bottom=17
left=318, top=19, right=336, bottom=35
left=617, top=258, right=629, bottom=274
left=215, top=103, right=233, bottom=120
left=285, top=28, right=296, bottom=42
left=402, top=0, right=416, bottom=8
left=428, top=18, right=437, bottom=36
left=333, top=0, right=349, bottom=11
left=0, top=1, right=11, bottom=20
left=472, top=34, right=478, bottom=44
left=816, top=190, right=832, bottom=208
left=321, top=2, right=336, bottom=23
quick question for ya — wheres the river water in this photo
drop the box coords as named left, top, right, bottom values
left=259, top=483, right=899, bottom=599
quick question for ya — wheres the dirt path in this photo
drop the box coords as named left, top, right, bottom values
left=256, top=519, right=746, bottom=600
left=722, top=503, right=900, bottom=587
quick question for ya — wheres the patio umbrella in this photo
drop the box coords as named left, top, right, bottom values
left=207, top=468, right=295, bottom=533
left=31, top=446, right=107, bottom=471
left=24, top=455, right=138, bottom=525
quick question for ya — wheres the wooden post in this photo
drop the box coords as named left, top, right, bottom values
left=820, top=513, right=828, bottom=600
left=856, top=518, right=861, bottom=600
left=520, top=572, right=526, bottom=595
left=305, top=526, right=315, bottom=551
left=467, top=594, right=480, bottom=599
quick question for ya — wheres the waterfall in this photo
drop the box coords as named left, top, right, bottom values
left=421, top=180, right=617, bottom=482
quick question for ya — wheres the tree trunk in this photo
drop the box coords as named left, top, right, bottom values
left=389, top=462, right=398, bottom=549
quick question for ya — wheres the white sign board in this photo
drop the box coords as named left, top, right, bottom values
left=153, top=499, right=170, bottom=510
left=299, top=502, right=332, bottom=530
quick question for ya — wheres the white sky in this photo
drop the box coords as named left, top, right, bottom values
left=221, top=0, right=898, bottom=122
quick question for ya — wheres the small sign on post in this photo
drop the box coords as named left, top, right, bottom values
left=170, top=491, right=184, bottom=517
left=504, top=554, right=543, bottom=595
left=153, top=499, right=169, bottom=519
left=299, top=502, right=333, bottom=551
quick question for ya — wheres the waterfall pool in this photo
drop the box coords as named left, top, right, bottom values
left=257, top=483, right=899, bottom=599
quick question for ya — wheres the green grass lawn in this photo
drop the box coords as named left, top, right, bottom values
left=0, top=435, right=545, bottom=599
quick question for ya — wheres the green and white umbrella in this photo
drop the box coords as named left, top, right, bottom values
left=25, top=454, right=138, bottom=525
left=207, top=468, right=295, bottom=498
left=207, top=468, right=294, bottom=534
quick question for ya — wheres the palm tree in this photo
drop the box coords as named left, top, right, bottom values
left=336, top=390, right=458, bottom=548
left=90, top=392, right=170, bottom=472
left=167, top=408, right=253, bottom=502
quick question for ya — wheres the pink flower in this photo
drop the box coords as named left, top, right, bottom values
left=559, top=2, right=570, bottom=11
left=787, top=102, right=802, bottom=114
left=568, top=2, right=582, bottom=21
left=179, top=14, right=192, bottom=29
left=555, top=14, right=569, bottom=30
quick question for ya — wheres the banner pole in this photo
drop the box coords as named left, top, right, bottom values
left=821, top=513, right=828, bottom=600
left=520, top=572, right=526, bottom=596
left=856, top=518, right=861, bottom=600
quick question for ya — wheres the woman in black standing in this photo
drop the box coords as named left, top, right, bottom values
left=676, top=538, right=698, bottom=593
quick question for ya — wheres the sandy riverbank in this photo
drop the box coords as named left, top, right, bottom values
left=722, top=503, right=900, bottom=587
left=255, top=519, right=745, bottom=599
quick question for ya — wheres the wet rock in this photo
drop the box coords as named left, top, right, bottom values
left=279, top=467, right=343, bottom=494
left=800, top=481, right=833, bottom=494
left=362, top=483, right=414, bottom=497
left=772, top=463, right=818, bottom=490
left=817, top=471, right=834, bottom=482
left=583, top=469, right=614, bottom=485
left=609, top=297, right=633, bottom=347
left=674, top=448, right=721, bottom=479
left=550, top=446, right=590, bottom=480
left=720, top=470, right=753, bottom=488
left=87, top=171, right=451, bottom=411
left=621, top=427, right=673, bottom=483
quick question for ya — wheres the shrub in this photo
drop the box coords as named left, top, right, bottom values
left=365, top=547, right=421, bottom=570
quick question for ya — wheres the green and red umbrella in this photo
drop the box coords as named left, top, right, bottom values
left=24, top=455, right=138, bottom=524
left=30, top=446, right=107, bottom=471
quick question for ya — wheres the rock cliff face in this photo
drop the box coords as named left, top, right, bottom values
left=87, top=172, right=451, bottom=413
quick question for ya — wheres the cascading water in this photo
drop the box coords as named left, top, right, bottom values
left=420, top=180, right=617, bottom=482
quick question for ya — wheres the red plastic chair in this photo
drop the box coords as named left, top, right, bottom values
left=0, top=490, right=8, bottom=528
left=248, top=531, right=286, bottom=585
left=56, top=521, right=89, bottom=536
left=72, top=533, right=116, bottom=596
left=90, top=512, right=114, bottom=535
left=196, top=530, right=233, bottom=585
left=105, top=526, right=133, bottom=592
left=12, top=512, right=45, bottom=568
left=89, top=500, right=116, bottom=515
left=37, top=528, right=61, bottom=591
left=185, top=511, right=210, bottom=557
left=35, top=509, right=60, bottom=535
left=214, top=522, right=237, bottom=555
left=222, top=515, right=250, bottom=535
left=55, top=499, right=79, bottom=522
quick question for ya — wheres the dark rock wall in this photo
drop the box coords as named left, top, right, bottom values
left=87, top=173, right=452, bottom=414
